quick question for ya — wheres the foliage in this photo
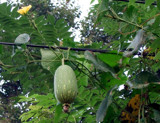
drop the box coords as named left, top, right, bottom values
left=0, top=0, right=160, bottom=123
left=80, top=5, right=115, bottom=45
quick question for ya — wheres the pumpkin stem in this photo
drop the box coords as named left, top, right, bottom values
left=62, top=58, right=65, bottom=65
left=63, top=103, right=70, bottom=113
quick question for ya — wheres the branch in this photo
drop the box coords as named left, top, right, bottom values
left=0, top=42, right=112, bottom=53
left=114, top=0, right=157, bottom=5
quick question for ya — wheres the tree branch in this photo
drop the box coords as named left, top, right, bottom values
left=114, top=0, right=157, bottom=5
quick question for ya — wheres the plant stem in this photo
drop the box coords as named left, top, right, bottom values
left=109, top=8, right=142, bottom=29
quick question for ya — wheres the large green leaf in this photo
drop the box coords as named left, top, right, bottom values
left=96, top=85, right=117, bottom=122
left=84, top=51, right=118, bottom=79
left=40, top=49, right=62, bottom=74
left=127, top=71, right=160, bottom=89
left=97, top=53, right=122, bottom=67
left=135, top=71, right=159, bottom=84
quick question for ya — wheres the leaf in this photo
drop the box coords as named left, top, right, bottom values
left=90, top=0, right=95, bottom=4
left=127, top=80, right=149, bottom=89
left=128, top=0, right=136, bottom=6
left=97, top=0, right=108, bottom=15
left=127, top=81, right=160, bottom=89
left=145, top=0, right=155, bottom=6
left=54, top=104, right=62, bottom=123
left=15, top=33, right=30, bottom=44
left=127, top=71, right=160, bottom=89
left=157, top=0, right=160, bottom=10
left=148, top=83, right=160, bottom=93
left=29, top=105, right=42, bottom=110
left=151, top=39, right=160, bottom=49
left=97, top=53, right=122, bottom=67
left=78, top=75, right=88, bottom=86
left=154, top=51, right=160, bottom=60
left=0, top=45, right=3, bottom=54
left=20, top=112, right=35, bottom=122
left=135, top=71, right=159, bottom=84
left=84, top=51, right=118, bottom=79
left=152, top=108, right=160, bottom=122
left=96, top=85, right=117, bottom=122
left=47, top=15, right=55, bottom=25
left=40, top=49, right=62, bottom=74
left=123, top=29, right=145, bottom=57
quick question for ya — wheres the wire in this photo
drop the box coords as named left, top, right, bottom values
left=0, top=42, right=111, bottom=53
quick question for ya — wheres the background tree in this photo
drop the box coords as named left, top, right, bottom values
left=20, top=0, right=81, bottom=28
left=80, top=6, right=115, bottom=45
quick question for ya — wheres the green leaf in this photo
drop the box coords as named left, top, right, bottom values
left=0, top=45, right=3, bottom=54
left=40, top=49, right=62, bottom=74
left=29, top=105, right=42, bottom=110
left=20, top=112, right=35, bottom=122
left=127, top=71, right=160, bottom=89
left=78, top=75, right=88, bottom=86
left=97, top=53, right=122, bottom=67
left=54, top=104, right=62, bottom=123
left=152, top=109, right=160, bottom=122
left=96, top=85, right=117, bottom=122
left=151, top=39, right=160, bottom=50
left=148, top=83, right=160, bottom=93
left=128, top=0, right=136, bottom=6
left=47, top=15, right=55, bottom=25
left=90, top=0, right=95, bottom=4
left=154, top=51, right=160, bottom=60
left=135, top=71, right=159, bottom=84
left=145, top=0, right=155, bottom=6
left=157, top=0, right=160, bottom=10
left=84, top=51, right=118, bottom=79
left=97, top=0, right=108, bottom=15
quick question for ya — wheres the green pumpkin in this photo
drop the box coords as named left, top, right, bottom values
left=54, top=65, right=78, bottom=104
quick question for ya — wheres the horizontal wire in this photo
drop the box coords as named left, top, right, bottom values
left=0, top=42, right=112, bottom=53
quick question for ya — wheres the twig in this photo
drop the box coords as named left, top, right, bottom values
left=114, top=0, right=157, bottom=5
left=109, top=8, right=142, bottom=29
left=141, top=13, right=160, bottom=26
